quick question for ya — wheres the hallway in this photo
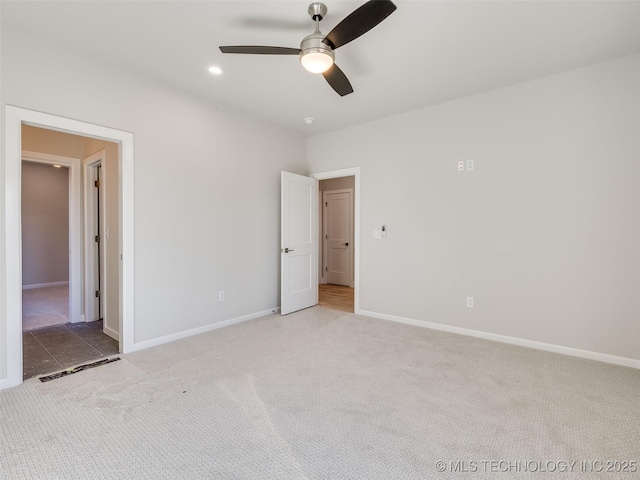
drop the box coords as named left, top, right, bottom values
left=22, top=285, right=69, bottom=331
left=23, top=283, right=117, bottom=381
left=318, top=284, right=354, bottom=313
left=23, top=320, right=118, bottom=380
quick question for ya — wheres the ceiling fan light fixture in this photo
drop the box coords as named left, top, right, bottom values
left=300, top=49, right=334, bottom=73
left=299, top=29, right=334, bottom=74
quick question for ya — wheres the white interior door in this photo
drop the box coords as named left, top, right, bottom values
left=324, top=190, right=352, bottom=286
left=281, top=172, right=318, bottom=315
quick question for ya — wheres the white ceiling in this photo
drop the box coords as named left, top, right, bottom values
left=3, top=1, right=640, bottom=137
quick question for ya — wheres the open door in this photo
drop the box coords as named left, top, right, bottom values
left=281, top=172, right=318, bottom=315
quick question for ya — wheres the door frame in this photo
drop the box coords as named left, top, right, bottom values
left=322, top=188, right=354, bottom=288
left=21, top=151, right=83, bottom=325
left=2, top=105, right=135, bottom=389
left=310, top=167, right=360, bottom=313
left=83, top=150, right=107, bottom=329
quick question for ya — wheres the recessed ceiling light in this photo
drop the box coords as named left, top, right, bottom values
left=208, top=66, right=223, bottom=75
left=304, top=117, right=315, bottom=125
left=52, top=164, right=62, bottom=168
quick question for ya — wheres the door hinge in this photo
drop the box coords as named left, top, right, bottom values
left=325, top=267, right=328, bottom=271
left=94, top=180, right=100, bottom=188
left=325, top=202, right=328, bottom=207
left=95, top=290, right=101, bottom=298
left=325, top=234, right=328, bottom=239
left=95, top=235, right=100, bottom=243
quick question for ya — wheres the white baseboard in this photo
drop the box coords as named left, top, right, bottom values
left=22, top=281, right=69, bottom=290
left=103, top=326, right=120, bottom=342
left=358, top=309, right=640, bottom=370
left=67, top=315, right=85, bottom=324
left=131, top=307, right=280, bottom=352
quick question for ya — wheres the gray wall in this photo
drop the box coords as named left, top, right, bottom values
left=21, top=162, right=69, bottom=286
left=308, top=55, right=640, bottom=362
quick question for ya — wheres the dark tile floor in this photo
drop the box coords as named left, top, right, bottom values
left=23, top=320, right=119, bottom=380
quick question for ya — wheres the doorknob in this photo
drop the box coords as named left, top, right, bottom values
left=284, top=248, right=294, bottom=253
left=342, top=243, right=349, bottom=246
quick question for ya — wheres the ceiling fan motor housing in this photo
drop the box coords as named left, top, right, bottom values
left=300, top=32, right=334, bottom=61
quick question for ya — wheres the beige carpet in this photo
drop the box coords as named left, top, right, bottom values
left=22, top=285, right=69, bottom=331
left=1, top=307, right=638, bottom=479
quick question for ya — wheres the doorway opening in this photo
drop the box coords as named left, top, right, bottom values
left=2, top=106, right=135, bottom=390
left=20, top=127, right=119, bottom=380
left=21, top=160, right=71, bottom=332
left=311, top=168, right=360, bottom=314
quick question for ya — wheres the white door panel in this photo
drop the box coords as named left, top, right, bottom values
left=281, top=172, right=318, bottom=315
left=324, top=190, right=352, bottom=286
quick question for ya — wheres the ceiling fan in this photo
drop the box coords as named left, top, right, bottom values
left=219, top=0, right=397, bottom=97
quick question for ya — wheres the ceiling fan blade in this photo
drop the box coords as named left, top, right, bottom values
left=323, top=0, right=397, bottom=50
left=219, top=46, right=301, bottom=55
left=322, top=64, right=354, bottom=97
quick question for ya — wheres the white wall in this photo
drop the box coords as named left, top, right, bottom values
left=308, top=55, right=640, bottom=363
left=0, top=22, right=306, bottom=376
left=21, top=161, right=70, bottom=286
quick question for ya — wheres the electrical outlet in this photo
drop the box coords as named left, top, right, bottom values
left=466, top=160, right=474, bottom=171
left=218, top=290, right=225, bottom=302
left=466, top=297, right=474, bottom=308
left=457, top=161, right=465, bottom=171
